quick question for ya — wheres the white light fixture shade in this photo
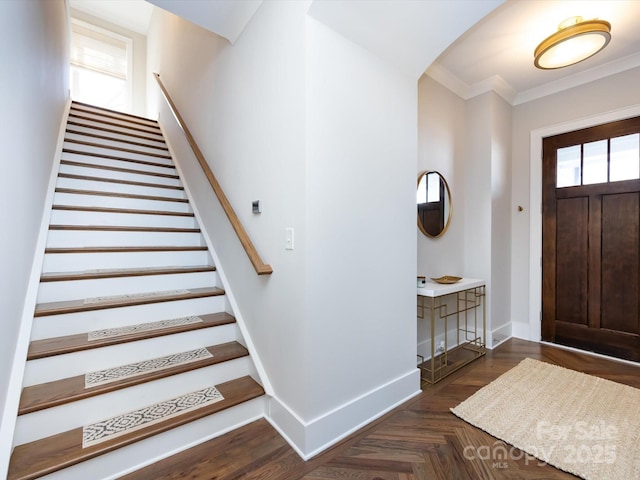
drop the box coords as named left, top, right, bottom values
left=534, top=18, right=611, bottom=70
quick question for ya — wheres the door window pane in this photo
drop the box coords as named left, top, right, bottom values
left=582, top=140, right=608, bottom=185
left=557, top=145, right=581, bottom=187
left=610, top=133, right=640, bottom=182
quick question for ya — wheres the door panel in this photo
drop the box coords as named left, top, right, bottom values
left=555, top=197, right=588, bottom=325
left=542, top=116, right=640, bottom=362
left=601, top=193, right=639, bottom=334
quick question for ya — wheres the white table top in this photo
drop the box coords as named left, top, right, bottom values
left=417, top=277, right=485, bottom=297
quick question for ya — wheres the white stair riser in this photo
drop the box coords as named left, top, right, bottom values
left=24, top=323, right=239, bottom=385
left=14, top=358, right=256, bottom=445
left=37, top=270, right=219, bottom=303
left=45, top=230, right=204, bottom=248
left=62, top=150, right=175, bottom=173
left=53, top=192, right=192, bottom=214
left=36, top=397, right=266, bottom=480
left=59, top=164, right=181, bottom=187
left=65, top=132, right=169, bottom=156
left=49, top=209, right=196, bottom=229
left=42, top=250, right=211, bottom=273
left=67, top=117, right=164, bottom=144
left=67, top=124, right=167, bottom=150
left=71, top=106, right=159, bottom=126
left=70, top=110, right=161, bottom=135
left=31, top=296, right=229, bottom=339
left=56, top=176, right=186, bottom=199
left=62, top=148, right=174, bottom=173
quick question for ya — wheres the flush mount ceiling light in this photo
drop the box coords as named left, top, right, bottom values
left=534, top=16, right=611, bottom=70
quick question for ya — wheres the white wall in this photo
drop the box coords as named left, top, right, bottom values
left=0, top=0, right=69, bottom=474
left=511, top=66, right=640, bottom=340
left=464, top=94, right=493, bottom=334
left=70, top=7, right=147, bottom=117
left=417, top=75, right=466, bottom=277
left=147, top=0, right=421, bottom=458
left=463, top=91, right=512, bottom=345
left=147, top=0, right=504, bottom=459
left=416, top=75, right=467, bottom=356
left=489, top=92, right=512, bottom=343
left=146, top=0, right=310, bottom=446
left=303, top=17, right=419, bottom=454
left=417, top=82, right=512, bottom=348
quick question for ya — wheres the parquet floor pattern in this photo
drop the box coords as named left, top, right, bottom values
left=123, top=339, right=640, bottom=479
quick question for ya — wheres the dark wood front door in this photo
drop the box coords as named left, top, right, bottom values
left=542, top=116, right=640, bottom=362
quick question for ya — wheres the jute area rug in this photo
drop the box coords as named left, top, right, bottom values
left=451, top=358, right=640, bottom=480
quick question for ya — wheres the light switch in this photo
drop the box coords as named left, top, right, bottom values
left=285, top=227, right=294, bottom=250
left=252, top=200, right=262, bottom=214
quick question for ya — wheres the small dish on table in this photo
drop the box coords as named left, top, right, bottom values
left=430, top=275, right=462, bottom=284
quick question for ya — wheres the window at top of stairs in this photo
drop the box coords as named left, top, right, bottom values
left=70, top=18, right=132, bottom=113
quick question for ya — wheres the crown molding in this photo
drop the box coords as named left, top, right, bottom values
left=468, top=75, right=517, bottom=104
left=426, top=51, right=640, bottom=106
left=513, top=51, right=640, bottom=105
left=424, top=62, right=470, bottom=99
left=425, top=64, right=515, bottom=104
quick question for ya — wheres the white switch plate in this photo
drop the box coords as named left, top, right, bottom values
left=285, top=227, right=294, bottom=250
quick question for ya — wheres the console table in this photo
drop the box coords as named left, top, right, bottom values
left=417, top=278, right=486, bottom=384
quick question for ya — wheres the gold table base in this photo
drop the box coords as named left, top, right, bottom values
left=417, top=285, right=486, bottom=385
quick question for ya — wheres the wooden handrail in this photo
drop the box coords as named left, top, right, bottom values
left=154, top=73, right=273, bottom=275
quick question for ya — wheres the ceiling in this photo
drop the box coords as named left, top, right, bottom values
left=68, top=0, right=154, bottom=34
left=429, top=0, right=640, bottom=105
left=68, top=0, right=640, bottom=105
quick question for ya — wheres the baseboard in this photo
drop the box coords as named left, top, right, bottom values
left=268, top=368, right=421, bottom=460
left=488, top=322, right=512, bottom=349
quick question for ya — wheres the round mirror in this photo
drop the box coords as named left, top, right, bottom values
left=417, top=170, right=452, bottom=238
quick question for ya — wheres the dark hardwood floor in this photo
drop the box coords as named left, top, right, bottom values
left=122, top=338, right=640, bottom=479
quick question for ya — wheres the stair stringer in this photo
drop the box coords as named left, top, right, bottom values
left=157, top=119, right=274, bottom=399
left=0, top=96, right=72, bottom=480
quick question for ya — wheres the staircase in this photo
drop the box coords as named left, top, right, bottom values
left=7, top=101, right=266, bottom=480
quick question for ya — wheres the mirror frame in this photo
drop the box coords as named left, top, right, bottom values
left=417, top=170, right=452, bottom=238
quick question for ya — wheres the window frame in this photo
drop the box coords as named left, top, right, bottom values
left=70, top=18, right=134, bottom=112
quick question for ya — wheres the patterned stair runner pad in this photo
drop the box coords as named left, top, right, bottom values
left=83, top=289, right=190, bottom=305
left=82, top=385, right=224, bottom=447
left=85, top=347, right=213, bottom=388
left=88, top=316, right=203, bottom=341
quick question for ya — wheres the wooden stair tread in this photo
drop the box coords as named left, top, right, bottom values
left=45, top=245, right=207, bottom=254
left=49, top=225, right=200, bottom=232
left=55, top=187, right=189, bottom=203
left=68, top=112, right=164, bottom=138
left=63, top=148, right=174, bottom=169
left=52, top=204, right=195, bottom=217
left=64, top=138, right=172, bottom=159
left=8, top=376, right=264, bottom=480
left=40, top=265, right=215, bottom=282
left=58, top=172, right=184, bottom=191
left=71, top=101, right=158, bottom=124
left=60, top=159, right=178, bottom=180
left=67, top=120, right=166, bottom=144
left=19, top=342, right=249, bottom=415
left=70, top=106, right=161, bottom=130
left=66, top=128, right=169, bottom=151
left=28, top=312, right=235, bottom=360
left=34, top=286, right=224, bottom=317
